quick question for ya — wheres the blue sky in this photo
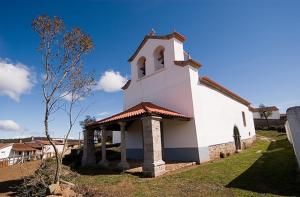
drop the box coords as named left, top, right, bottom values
left=0, top=0, right=300, bottom=139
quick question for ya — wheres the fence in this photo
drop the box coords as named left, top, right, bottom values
left=0, top=154, right=41, bottom=168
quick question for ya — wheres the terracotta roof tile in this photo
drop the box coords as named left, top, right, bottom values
left=200, top=76, right=251, bottom=106
left=250, top=106, right=279, bottom=112
left=0, top=143, right=12, bottom=149
left=92, top=102, right=190, bottom=125
left=25, top=142, right=43, bottom=149
left=12, top=143, right=38, bottom=151
left=35, top=140, right=64, bottom=145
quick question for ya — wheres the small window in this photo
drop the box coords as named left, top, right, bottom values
left=137, top=56, right=146, bottom=79
left=154, top=46, right=165, bottom=70
left=242, top=111, right=246, bottom=127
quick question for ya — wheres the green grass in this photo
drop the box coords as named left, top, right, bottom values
left=68, top=131, right=300, bottom=197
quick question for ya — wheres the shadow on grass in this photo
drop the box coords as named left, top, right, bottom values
left=67, top=163, right=145, bottom=179
left=227, top=138, right=300, bottom=196
left=63, top=148, right=145, bottom=177
left=0, top=179, right=22, bottom=196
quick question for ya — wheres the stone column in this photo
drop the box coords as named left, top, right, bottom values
left=118, top=122, right=130, bottom=170
left=99, top=126, right=109, bottom=166
left=286, top=106, right=300, bottom=169
left=81, top=129, right=96, bottom=166
left=142, top=116, right=165, bottom=177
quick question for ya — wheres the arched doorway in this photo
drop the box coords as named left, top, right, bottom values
left=233, top=126, right=241, bottom=151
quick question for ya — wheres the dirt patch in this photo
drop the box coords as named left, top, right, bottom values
left=0, top=160, right=41, bottom=196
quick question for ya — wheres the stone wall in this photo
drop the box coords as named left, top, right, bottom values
left=208, top=136, right=256, bottom=161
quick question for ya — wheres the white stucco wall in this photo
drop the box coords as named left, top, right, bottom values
left=253, top=110, right=280, bottom=119
left=42, top=144, right=64, bottom=158
left=194, top=82, right=255, bottom=147
left=125, top=38, right=199, bottom=149
left=126, top=120, right=143, bottom=149
left=286, top=107, right=300, bottom=169
left=0, top=145, right=12, bottom=159
left=112, top=131, right=121, bottom=144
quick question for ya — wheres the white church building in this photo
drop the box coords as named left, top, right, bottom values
left=83, top=31, right=256, bottom=177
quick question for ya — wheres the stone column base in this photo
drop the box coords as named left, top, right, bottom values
left=99, top=159, right=109, bottom=167
left=143, top=160, right=165, bottom=177
left=118, top=161, right=130, bottom=170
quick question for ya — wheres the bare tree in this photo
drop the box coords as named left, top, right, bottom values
left=32, top=15, right=95, bottom=184
left=259, top=104, right=273, bottom=129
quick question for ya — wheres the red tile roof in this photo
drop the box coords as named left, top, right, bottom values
left=25, top=142, right=43, bottom=149
left=35, top=140, right=64, bottom=145
left=0, top=143, right=12, bottom=149
left=12, top=143, right=38, bottom=151
left=92, top=102, right=190, bottom=125
left=250, top=106, right=279, bottom=112
left=128, top=32, right=186, bottom=62
left=200, top=76, right=251, bottom=106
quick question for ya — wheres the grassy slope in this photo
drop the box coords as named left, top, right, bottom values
left=71, top=131, right=300, bottom=197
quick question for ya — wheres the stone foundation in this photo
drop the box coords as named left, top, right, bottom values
left=208, top=136, right=256, bottom=161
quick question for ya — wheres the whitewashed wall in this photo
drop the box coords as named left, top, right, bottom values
left=194, top=82, right=256, bottom=147
left=112, top=131, right=121, bottom=144
left=0, top=145, right=12, bottom=159
left=125, top=38, right=199, bottom=149
left=286, top=107, right=300, bottom=169
left=126, top=120, right=143, bottom=149
left=42, top=144, right=64, bottom=159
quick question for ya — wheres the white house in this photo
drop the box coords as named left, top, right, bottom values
left=251, top=106, right=280, bottom=119
left=83, top=31, right=256, bottom=177
left=0, top=143, right=13, bottom=160
left=34, top=140, right=64, bottom=159
left=0, top=143, right=39, bottom=166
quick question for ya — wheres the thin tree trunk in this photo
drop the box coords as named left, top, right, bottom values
left=263, top=112, right=270, bottom=130
left=44, top=101, right=61, bottom=184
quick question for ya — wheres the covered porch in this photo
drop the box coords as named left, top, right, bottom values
left=81, top=102, right=190, bottom=177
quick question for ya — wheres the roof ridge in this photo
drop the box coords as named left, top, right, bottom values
left=199, top=76, right=250, bottom=106
left=128, top=31, right=186, bottom=62
left=141, top=102, right=151, bottom=113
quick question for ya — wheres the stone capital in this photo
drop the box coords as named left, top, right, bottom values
left=141, top=115, right=162, bottom=122
left=100, top=125, right=107, bottom=130
left=118, top=121, right=127, bottom=127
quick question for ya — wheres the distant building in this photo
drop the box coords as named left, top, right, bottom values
left=251, top=106, right=280, bottom=119
left=250, top=106, right=286, bottom=131
left=0, top=143, right=13, bottom=160
left=0, top=138, right=80, bottom=167
left=0, top=143, right=38, bottom=167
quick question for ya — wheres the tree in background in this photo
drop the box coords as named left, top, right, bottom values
left=32, top=15, right=95, bottom=184
left=259, top=104, right=273, bottom=129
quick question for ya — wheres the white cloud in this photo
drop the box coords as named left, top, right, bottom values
left=0, top=120, right=24, bottom=132
left=0, top=59, right=35, bottom=101
left=96, top=70, right=127, bottom=92
left=62, top=92, right=84, bottom=102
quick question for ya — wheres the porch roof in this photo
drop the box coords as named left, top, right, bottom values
left=87, top=102, right=190, bottom=129
left=12, top=143, right=38, bottom=151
